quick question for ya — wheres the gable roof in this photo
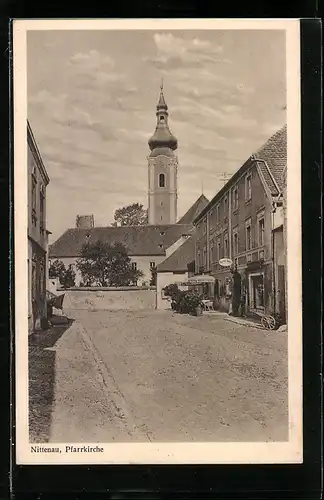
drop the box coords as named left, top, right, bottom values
left=177, top=194, right=209, bottom=224
left=157, top=236, right=195, bottom=272
left=49, top=224, right=193, bottom=258
left=194, top=125, right=287, bottom=223
left=254, top=124, right=287, bottom=193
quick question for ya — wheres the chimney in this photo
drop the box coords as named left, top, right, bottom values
left=76, top=215, right=95, bottom=229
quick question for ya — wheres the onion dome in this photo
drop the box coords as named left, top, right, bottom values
left=148, top=81, right=178, bottom=153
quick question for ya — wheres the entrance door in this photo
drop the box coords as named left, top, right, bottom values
left=251, top=274, right=264, bottom=310
left=277, top=265, right=286, bottom=321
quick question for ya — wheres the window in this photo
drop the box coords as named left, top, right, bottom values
left=203, top=217, right=207, bottom=235
left=32, top=261, right=37, bottom=300
left=245, top=173, right=252, bottom=201
left=39, top=263, right=44, bottom=297
left=150, top=261, right=156, bottom=269
left=210, top=241, right=214, bottom=262
left=159, top=115, right=165, bottom=123
left=159, top=173, right=165, bottom=188
left=232, top=187, right=239, bottom=210
left=258, top=217, right=265, bottom=246
left=216, top=204, right=220, bottom=221
left=224, top=196, right=228, bottom=217
left=245, top=219, right=252, bottom=250
left=224, top=232, right=229, bottom=258
left=217, top=238, right=221, bottom=262
left=131, top=262, right=137, bottom=270
left=40, top=185, right=45, bottom=231
left=233, top=228, right=239, bottom=255
left=31, top=166, right=37, bottom=224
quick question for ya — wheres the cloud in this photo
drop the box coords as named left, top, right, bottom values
left=153, top=33, right=222, bottom=57
left=27, top=30, right=286, bottom=243
left=68, top=49, right=125, bottom=89
left=145, top=32, right=228, bottom=70
left=69, top=49, right=115, bottom=70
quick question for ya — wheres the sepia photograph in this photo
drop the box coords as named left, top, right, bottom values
left=14, top=19, right=302, bottom=464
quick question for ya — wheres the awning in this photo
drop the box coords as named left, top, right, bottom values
left=187, top=275, right=215, bottom=285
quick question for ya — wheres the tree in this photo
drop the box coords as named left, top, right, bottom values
left=112, top=202, right=148, bottom=226
left=63, top=265, right=76, bottom=288
left=49, top=259, right=76, bottom=289
left=76, top=240, right=144, bottom=287
left=49, top=259, right=65, bottom=280
left=150, top=265, right=157, bottom=286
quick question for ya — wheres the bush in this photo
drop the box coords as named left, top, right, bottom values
left=163, top=284, right=203, bottom=315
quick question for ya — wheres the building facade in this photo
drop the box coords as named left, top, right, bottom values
left=194, top=126, right=287, bottom=320
left=156, top=234, right=194, bottom=310
left=27, top=120, right=50, bottom=332
left=148, top=83, right=178, bottom=225
left=49, top=224, right=193, bottom=287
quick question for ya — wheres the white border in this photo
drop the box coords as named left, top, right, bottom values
left=14, top=18, right=302, bottom=465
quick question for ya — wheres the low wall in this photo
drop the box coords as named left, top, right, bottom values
left=60, top=287, right=156, bottom=311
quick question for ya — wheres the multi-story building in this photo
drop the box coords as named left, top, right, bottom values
left=27, top=120, right=50, bottom=332
left=194, top=125, right=287, bottom=320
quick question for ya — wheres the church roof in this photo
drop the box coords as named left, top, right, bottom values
left=157, top=88, right=167, bottom=110
left=157, top=236, right=195, bottom=273
left=177, top=194, right=210, bottom=225
left=49, top=224, right=193, bottom=258
left=148, top=85, right=178, bottom=152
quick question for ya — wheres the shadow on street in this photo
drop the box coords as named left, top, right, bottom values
left=28, top=317, right=74, bottom=443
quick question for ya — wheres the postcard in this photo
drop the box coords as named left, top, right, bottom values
left=13, top=18, right=302, bottom=464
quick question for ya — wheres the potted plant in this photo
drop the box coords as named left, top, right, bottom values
left=182, top=290, right=203, bottom=316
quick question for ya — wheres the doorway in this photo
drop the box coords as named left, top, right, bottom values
left=249, top=273, right=265, bottom=310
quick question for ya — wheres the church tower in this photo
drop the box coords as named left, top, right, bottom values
left=148, top=82, right=178, bottom=225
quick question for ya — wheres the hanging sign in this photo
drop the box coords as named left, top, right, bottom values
left=219, top=258, right=233, bottom=267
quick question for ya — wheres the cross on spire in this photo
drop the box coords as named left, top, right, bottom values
left=160, top=77, right=164, bottom=91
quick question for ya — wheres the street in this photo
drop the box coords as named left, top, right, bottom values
left=30, top=309, right=288, bottom=443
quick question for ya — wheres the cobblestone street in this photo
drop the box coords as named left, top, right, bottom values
left=30, top=309, right=288, bottom=443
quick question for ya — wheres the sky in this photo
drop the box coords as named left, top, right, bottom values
left=27, top=29, right=286, bottom=243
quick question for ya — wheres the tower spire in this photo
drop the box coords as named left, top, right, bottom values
left=147, top=82, right=179, bottom=225
left=148, top=82, right=177, bottom=152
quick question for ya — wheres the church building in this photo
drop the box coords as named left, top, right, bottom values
left=148, top=82, right=179, bottom=225
left=49, top=84, right=209, bottom=287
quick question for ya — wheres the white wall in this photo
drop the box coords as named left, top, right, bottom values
left=273, top=206, right=284, bottom=229
left=47, top=277, right=59, bottom=293
left=156, top=271, right=188, bottom=310
left=49, top=255, right=167, bottom=287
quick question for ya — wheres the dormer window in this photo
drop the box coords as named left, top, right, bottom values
left=159, top=173, right=165, bottom=188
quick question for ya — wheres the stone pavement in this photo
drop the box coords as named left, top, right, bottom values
left=30, top=309, right=288, bottom=443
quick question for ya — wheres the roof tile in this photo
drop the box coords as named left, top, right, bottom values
left=49, top=224, right=193, bottom=258
left=255, top=124, right=287, bottom=193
